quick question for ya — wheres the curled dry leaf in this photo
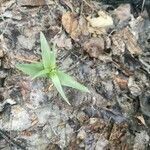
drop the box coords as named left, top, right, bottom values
left=87, top=10, right=113, bottom=28
left=111, top=27, right=142, bottom=55
left=121, top=27, right=142, bottom=55
left=62, top=12, right=88, bottom=41
left=83, top=37, right=105, bottom=58
left=136, top=115, right=146, bottom=126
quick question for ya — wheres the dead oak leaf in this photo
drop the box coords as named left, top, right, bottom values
left=121, top=27, right=142, bottom=55
left=62, top=12, right=88, bottom=41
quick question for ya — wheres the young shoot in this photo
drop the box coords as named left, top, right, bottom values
left=16, top=32, right=89, bottom=105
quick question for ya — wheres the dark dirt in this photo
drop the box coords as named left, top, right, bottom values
left=0, top=0, right=150, bottom=149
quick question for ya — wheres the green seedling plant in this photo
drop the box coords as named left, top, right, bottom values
left=16, top=32, right=89, bottom=105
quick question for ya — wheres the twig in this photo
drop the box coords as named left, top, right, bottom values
left=13, top=55, right=39, bottom=63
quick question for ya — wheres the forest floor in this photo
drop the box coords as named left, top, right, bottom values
left=0, top=0, right=150, bottom=149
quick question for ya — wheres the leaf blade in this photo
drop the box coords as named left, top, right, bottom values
left=57, top=71, right=90, bottom=93
left=51, top=74, right=70, bottom=105
left=16, top=62, right=44, bottom=77
left=40, top=32, right=54, bottom=68
left=32, top=69, right=49, bottom=79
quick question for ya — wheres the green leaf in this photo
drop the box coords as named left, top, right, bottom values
left=40, top=32, right=56, bottom=68
left=51, top=74, right=71, bottom=105
left=57, top=71, right=90, bottom=93
left=16, top=62, right=44, bottom=77
left=32, top=69, right=50, bottom=79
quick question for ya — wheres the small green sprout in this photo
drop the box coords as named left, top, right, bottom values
left=16, top=32, right=89, bottom=105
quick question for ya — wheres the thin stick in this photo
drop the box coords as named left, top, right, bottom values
left=13, top=55, right=39, bottom=63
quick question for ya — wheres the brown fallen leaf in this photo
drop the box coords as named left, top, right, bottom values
left=62, top=12, right=88, bottom=41
left=111, top=27, right=142, bottom=55
left=83, top=37, right=105, bottom=58
left=20, top=130, right=33, bottom=137
left=87, top=25, right=107, bottom=35
left=121, top=27, right=142, bottom=55
left=114, top=76, right=128, bottom=90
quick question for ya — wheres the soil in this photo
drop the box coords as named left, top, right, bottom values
left=0, top=0, right=150, bottom=150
